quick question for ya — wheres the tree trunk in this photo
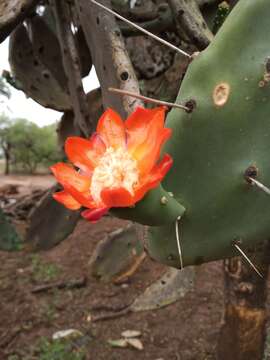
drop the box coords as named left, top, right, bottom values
left=3, top=144, right=11, bottom=175
left=217, top=242, right=270, bottom=360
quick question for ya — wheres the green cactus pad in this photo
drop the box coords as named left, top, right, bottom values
left=143, top=0, right=270, bottom=268
left=0, top=209, right=21, bottom=251
left=112, top=185, right=185, bottom=226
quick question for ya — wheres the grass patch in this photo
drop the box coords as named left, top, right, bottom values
left=36, top=338, right=86, bottom=360
left=8, top=337, right=86, bottom=360
left=31, top=255, right=60, bottom=282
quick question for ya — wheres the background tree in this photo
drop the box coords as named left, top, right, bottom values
left=0, top=77, right=11, bottom=99
left=0, top=116, right=61, bottom=174
left=0, top=114, right=12, bottom=175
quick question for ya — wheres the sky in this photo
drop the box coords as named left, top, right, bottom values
left=0, top=38, right=100, bottom=127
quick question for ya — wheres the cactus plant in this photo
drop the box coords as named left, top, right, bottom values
left=144, top=0, right=270, bottom=268
left=9, top=23, right=71, bottom=111
left=98, top=0, right=270, bottom=268
left=52, top=0, right=270, bottom=270
left=0, top=209, right=21, bottom=251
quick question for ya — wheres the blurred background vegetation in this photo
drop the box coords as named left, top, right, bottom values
left=0, top=113, right=61, bottom=174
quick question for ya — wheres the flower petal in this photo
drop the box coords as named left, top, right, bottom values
left=97, top=108, right=126, bottom=148
left=53, top=190, right=81, bottom=210
left=101, top=187, right=135, bottom=208
left=51, top=163, right=90, bottom=192
left=65, top=134, right=105, bottom=173
left=101, top=155, right=172, bottom=208
left=126, top=106, right=166, bottom=154
left=134, top=154, right=173, bottom=203
left=151, top=153, right=173, bottom=179
left=89, top=132, right=107, bottom=156
left=50, top=163, right=95, bottom=208
left=81, top=207, right=109, bottom=222
left=133, top=127, right=172, bottom=176
left=126, top=106, right=171, bottom=175
left=66, top=187, right=96, bottom=209
left=125, top=106, right=166, bottom=130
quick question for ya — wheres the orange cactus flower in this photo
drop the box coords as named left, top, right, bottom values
left=51, top=106, right=173, bottom=222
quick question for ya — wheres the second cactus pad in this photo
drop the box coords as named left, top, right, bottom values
left=145, top=0, right=270, bottom=268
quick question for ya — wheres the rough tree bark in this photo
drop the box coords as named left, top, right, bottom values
left=3, top=143, right=11, bottom=175
left=75, top=0, right=142, bottom=117
left=120, top=5, right=175, bottom=37
left=217, top=243, right=270, bottom=360
left=167, top=0, right=213, bottom=50
left=0, top=0, right=39, bottom=43
left=50, top=0, right=93, bottom=136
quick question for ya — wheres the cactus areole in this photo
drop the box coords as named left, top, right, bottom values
left=52, top=0, right=270, bottom=269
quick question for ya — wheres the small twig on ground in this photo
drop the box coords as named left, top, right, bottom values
left=90, top=303, right=130, bottom=312
left=92, top=308, right=132, bottom=322
left=31, top=276, right=87, bottom=294
left=0, top=327, right=21, bottom=349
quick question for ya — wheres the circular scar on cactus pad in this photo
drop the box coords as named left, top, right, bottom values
left=212, top=82, right=230, bottom=107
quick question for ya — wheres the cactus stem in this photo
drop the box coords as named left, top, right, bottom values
left=109, top=87, right=190, bottom=111
left=175, top=215, right=184, bottom=270
left=233, top=243, right=263, bottom=278
left=247, top=177, right=270, bottom=196
left=90, top=0, right=191, bottom=58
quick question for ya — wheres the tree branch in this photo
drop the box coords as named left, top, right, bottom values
left=120, top=6, right=174, bottom=37
left=75, top=0, right=143, bottom=118
left=196, top=0, right=222, bottom=5
left=167, top=0, right=214, bottom=50
left=50, top=0, right=93, bottom=136
left=112, top=0, right=159, bottom=22
left=0, top=0, right=39, bottom=43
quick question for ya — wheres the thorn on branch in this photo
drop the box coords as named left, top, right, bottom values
left=108, top=87, right=190, bottom=111
left=90, top=0, right=191, bottom=58
left=233, top=242, right=263, bottom=278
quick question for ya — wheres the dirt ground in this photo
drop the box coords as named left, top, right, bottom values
left=0, top=175, right=225, bottom=360
left=0, top=174, right=55, bottom=195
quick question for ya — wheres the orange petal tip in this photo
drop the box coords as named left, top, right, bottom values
left=81, top=207, right=109, bottom=222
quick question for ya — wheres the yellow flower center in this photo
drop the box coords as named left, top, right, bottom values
left=90, top=147, right=139, bottom=204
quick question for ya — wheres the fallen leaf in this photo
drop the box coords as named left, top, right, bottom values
left=86, top=314, right=92, bottom=323
left=126, top=338, right=144, bottom=350
left=121, top=330, right=141, bottom=338
left=52, top=329, right=83, bottom=340
left=131, top=267, right=195, bottom=312
left=108, top=339, right=128, bottom=348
